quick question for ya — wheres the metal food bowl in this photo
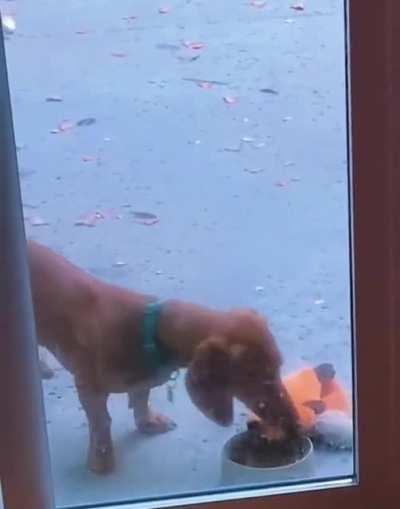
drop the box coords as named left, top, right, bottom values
left=220, top=432, right=314, bottom=485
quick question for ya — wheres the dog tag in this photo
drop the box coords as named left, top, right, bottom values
left=167, top=370, right=179, bottom=403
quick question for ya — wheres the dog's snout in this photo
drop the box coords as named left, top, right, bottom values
left=260, top=425, right=285, bottom=442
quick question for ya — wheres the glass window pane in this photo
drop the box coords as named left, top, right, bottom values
left=3, top=0, right=355, bottom=506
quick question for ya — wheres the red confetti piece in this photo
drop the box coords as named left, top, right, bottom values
left=250, top=1, right=267, bottom=8
left=275, top=180, right=289, bottom=187
left=59, top=121, right=74, bottom=131
left=183, top=41, right=205, bottom=50
left=223, top=96, right=238, bottom=104
left=29, top=215, right=49, bottom=227
left=75, top=211, right=105, bottom=227
left=51, top=120, right=74, bottom=134
left=100, top=209, right=122, bottom=220
left=198, top=81, right=213, bottom=90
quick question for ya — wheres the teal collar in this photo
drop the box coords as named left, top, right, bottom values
left=142, top=300, right=171, bottom=369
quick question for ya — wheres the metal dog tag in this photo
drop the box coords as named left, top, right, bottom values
left=166, top=370, right=179, bottom=403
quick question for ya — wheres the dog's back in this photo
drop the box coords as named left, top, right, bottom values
left=27, top=240, right=151, bottom=386
left=27, top=241, right=100, bottom=357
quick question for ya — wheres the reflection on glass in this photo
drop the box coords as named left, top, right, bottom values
left=4, top=0, right=353, bottom=506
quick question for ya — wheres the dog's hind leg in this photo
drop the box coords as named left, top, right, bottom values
left=76, top=383, right=114, bottom=474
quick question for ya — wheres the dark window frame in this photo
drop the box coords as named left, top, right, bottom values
left=0, top=1, right=399, bottom=508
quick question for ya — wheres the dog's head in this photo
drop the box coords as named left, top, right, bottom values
left=185, top=310, right=300, bottom=440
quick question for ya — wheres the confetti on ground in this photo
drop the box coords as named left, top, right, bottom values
left=59, top=120, right=74, bottom=131
left=76, top=117, right=96, bottom=127
left=283, top=116, right=293, bottom=122
left=133, top=212, right=156, bottom=220
left=182, top=77, right=229, bottom=86
left=260, top=88, right=279, bottom=95
left=183, top=41, right=205, bottom=50
left=50, top=120, right=74, bottom=134
left=241, top=136, right=254, bottom=143
left=275, top=180, right=289, bottom=187
left=111, top=52, right=128, bottom=58
left=99, top=209, right=122, bottom=220
left=29, top=215, right=49, bottom=227
left=158, top=6, right=171, bottom=14
left=45, top=95, right=63, bottom=103
left=255, top=286, right=265, bottom=294
left=81, top=155, right=97, bottom=163
left=291, top=2, right=305, bottom=11
left=250, top=1, right=267, bottom=8
left=113, top=261, right=127, bottom=268
left=244, top=167, right=265, bottom=174
left=75, top=29, right=90, bottom=35
left=132, top=211, right=160, bottom=226
left=198, top=81, right=213, bottom=90
left=75, top=211, right=105, bottom=227
left=314, top=299, right=325, bottom=305
left=224, top=146, right=241, bottom=153
left=223, top=96, right=238, bottom=104
left=284, top=18, right=295, bottom=23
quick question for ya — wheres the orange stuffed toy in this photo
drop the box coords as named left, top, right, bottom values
left=282, top=363, right=351, bottom=430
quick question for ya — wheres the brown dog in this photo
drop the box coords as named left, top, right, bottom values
left=27, top=240, right=300, bottom=473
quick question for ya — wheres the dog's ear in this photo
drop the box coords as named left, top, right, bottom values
left=185, top=336, right=233, bottom=426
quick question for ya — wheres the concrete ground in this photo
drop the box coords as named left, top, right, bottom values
left=1, top=0, right=353, bottom=506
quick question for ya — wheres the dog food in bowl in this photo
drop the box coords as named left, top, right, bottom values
left=228, top=431, right=311, bottom=468
left=221, top=431, right=314, bottom=485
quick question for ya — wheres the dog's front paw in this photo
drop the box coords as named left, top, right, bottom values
left=87, top=444, right=115, bottom=474
left=136, top=410, right=177, bottom=435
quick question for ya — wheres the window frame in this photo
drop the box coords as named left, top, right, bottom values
left=1, top=1, right=399, bottom=508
